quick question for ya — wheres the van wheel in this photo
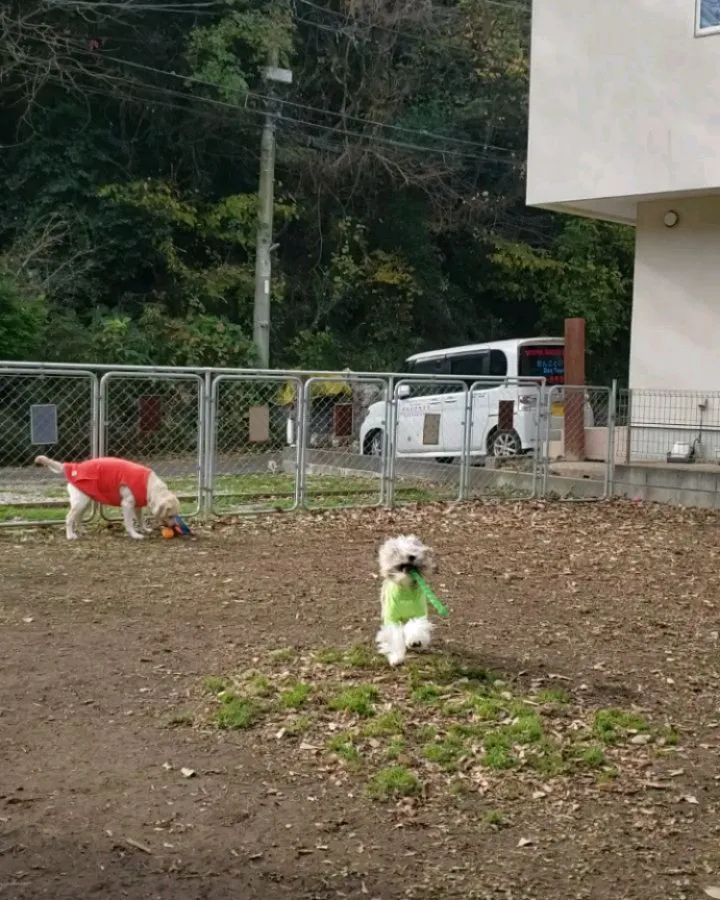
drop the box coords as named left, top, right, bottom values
left=488, top=429, right=522, bottom=457
left=364, top=430, right=384, bottom=457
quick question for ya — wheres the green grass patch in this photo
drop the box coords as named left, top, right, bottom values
left=280, top=682, right=312, bottom=709
left=315, top=648, right=345, bottom=665
left=327, top=732, right=362, bottom=766
left=197, top=645, right=674, bottom=805
left=367, top=766, right=421, bottom=801
left=593, top=708, right=651, bottom=744
left=534, top=687, right=571, bottom=705
left=284, top=715, right=312, bottom=736
left=345, top=644, right=381, bottom=669
left=576, top=744, right=607, bottom=770
left=215, top=694, right=259, bottom=730
left=361, top=710, right=404, bottom=737
left=411, top=683, right=443, bottom=704
left=327, top=684, right=378, bottom=718
left=247, top=674, right=274, bottom=697
left=385, top=737, right=405, bottom=760
left=202, top=675, right=229, bottom=695
left=483, top=809, right=507, bottom=829
left=423, top=734, right=466, bottom=770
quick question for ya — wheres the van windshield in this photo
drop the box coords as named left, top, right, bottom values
left=518, top=344, right=564, bottom=385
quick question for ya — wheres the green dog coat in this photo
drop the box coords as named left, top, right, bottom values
left=381, top=580, right=428, bottom=626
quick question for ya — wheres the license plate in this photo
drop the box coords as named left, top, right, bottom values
left=551, top=402, right=564, bottom=417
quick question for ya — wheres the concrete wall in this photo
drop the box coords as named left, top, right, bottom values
left=526, top=0, right=720, bottom=222
left=629, top=196, right=720, bottom=392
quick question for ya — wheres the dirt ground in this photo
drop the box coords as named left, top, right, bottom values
left=2, top=500, right=720, bottom=900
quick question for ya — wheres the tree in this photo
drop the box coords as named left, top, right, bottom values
left=0, top=0, right=632, bottom=381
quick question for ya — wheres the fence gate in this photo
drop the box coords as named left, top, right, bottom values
left=300, top=376, right=388, bottom=509
left=99, top=372, right=204, bottom=519
left=387, top=379, right=468, bottom=506
left=210, top=374, right=300, bottom=514
left=0, top=368, right=97, bottom=528
left=463, top=379, right=543, bottom=501
left=541, top=384, right=613, bottom=500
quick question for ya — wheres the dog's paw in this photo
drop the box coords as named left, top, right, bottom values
left=67, top=533, right=81, bottom=541
left=129, top=533, right=145, bottom=540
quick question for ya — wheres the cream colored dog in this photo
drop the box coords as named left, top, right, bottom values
left=375, top=534, right=438, bottom=666
left=35, top=455, right=180, bottom=540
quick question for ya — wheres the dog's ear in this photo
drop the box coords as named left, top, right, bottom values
left=158, top=494, right=180, bottom=521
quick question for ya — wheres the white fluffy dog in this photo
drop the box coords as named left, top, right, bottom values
left=35, top=455, right=180, bottom=540
left=375, top=534, right=437, bottom=666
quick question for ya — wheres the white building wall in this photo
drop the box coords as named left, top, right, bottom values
left=630, top=196, right=720, bottom=390
left=527, top=0, right=720, bottom=222
left=626, top=196, right=720, bottom=460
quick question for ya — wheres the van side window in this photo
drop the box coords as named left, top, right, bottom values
left=449, top=353, right=489, bottom=386
left=406, top=358, right=456, bottom=395
left=489, top=350, right=508, bottom=377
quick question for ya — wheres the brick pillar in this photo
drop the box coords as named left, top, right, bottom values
left=564, top=317, right=586, bottom=461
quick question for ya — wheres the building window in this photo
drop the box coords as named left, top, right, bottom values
left=697, top=0, right=720, bottom=35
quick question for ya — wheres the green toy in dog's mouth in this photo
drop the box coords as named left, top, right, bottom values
left=410, top=569, right=449, bottom=617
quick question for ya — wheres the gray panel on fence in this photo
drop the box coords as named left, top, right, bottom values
left=30, top=404, right=58, bottom=445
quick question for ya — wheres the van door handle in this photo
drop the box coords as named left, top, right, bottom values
left=443, top=398, right=457, bottom=404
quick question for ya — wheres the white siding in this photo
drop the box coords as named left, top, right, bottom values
left=527, top=0, right=720, bottom=222
left=630, top=196, right=720, bottom=389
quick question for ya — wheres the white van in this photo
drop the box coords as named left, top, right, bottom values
left=359, top=337, right=587, bottom=459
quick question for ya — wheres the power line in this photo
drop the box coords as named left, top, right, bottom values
left=45, top=0, right=223, bottom=11
left=79, top=49, right=520, bottom=155
left=39, top=62, right=520, bottom=164
left=293, top=0, right=530, bottom=40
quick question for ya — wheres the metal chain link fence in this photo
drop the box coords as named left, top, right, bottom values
left=210, top=375, right=299, bottom=514
left=541, top=385, right=613, bottom=499
left=464, top=379, right=543, bottom=501
left=387, top=378, right=467, bottom=505
left=0, top=364, right=633, bottom=528
left=618, top=389, right=720, bottom=464
left=99, top=372, right=204, bottom=519
left=299, top=376, right=388, bottom=509
left=0, top=368, right=97, bottom=526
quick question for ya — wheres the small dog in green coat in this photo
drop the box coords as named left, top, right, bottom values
left=376, top=534, right=437, bottom=666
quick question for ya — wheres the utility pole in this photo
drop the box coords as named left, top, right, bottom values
left=253, top=49, right=292, bottom=369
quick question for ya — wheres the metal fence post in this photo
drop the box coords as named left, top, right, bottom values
left=381, top=376, right=393, bottom=507
left=385, top=384, right=399, bottom=508
left=297, top=379, right=309, bottom=509
left=530, top=381, right=543, bottom=499
left=542, top=385, right=558, bottom=499
left=200, top=371, right=213, bottom=518
left=606, top=379, right=617, bottom=499
left=459, top=386, right=473, bottom=501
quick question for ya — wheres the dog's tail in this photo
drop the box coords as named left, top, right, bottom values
left=34, top=455, right=64, bottom=474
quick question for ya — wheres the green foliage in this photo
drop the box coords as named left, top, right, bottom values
left=0, top=272, right=46, bottom=360
left=186, top=0, right=294, bottom=103
left=0, top=0, right=632, bottom=379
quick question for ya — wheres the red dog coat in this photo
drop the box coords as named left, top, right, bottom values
left=63, top=457, right=151, bottom=508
